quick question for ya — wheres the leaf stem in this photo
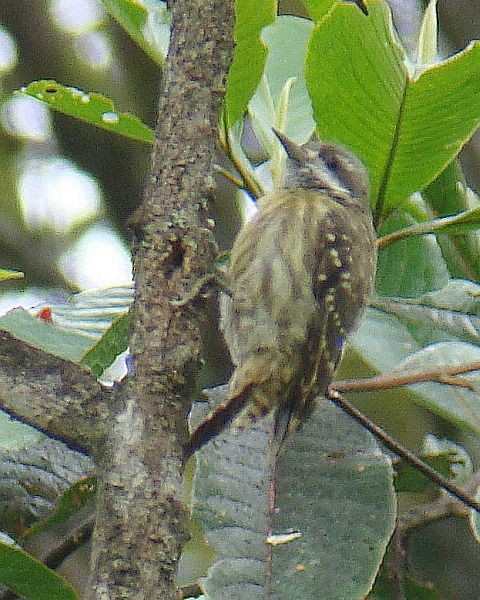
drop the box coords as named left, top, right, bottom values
left=334, top=360, right=480, bottom=392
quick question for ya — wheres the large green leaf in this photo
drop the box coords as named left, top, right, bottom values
left=18, top=81, right=154, bottom=144
left=191, top=388, right=395, bottom=600
left=224, top=0, right=277, bottom=126
left=270, top=400, right=396, bottom=599
left=305, top=0, right=480, bottom=218
left=371, top=279, right=480, bottom=347
left=376, top=210, right=450, bottom=298
left=0, top=286, right=132, bottom=368
left=423, top=162, right=480, bottom=281
left=100, top=0, right=169, bottom=65
left=0, top=309, right=93, bottom=362
left=349, top=303, right=480, bottom=434
left=0, top=541, right=77, bottom=600
left=366, top=281, right=480, bottom=435
left=301, top=0, right=336, bottom=21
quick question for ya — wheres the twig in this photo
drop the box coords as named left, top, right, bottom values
left=376, top=206, right=480, bottom=250
left=385, top=527, right=407, bottom=600
left=383, top=491, right=466, bottom=600
left=334, top=360, right=480, bottom=393
left=213, top=164, right=244, bottom=188
left=327, top=390, right=480, bottom=512
left=218, top=115, right=264, bottom=199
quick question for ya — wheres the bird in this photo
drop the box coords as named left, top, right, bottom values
left=186, top=129, right=377, bottom=458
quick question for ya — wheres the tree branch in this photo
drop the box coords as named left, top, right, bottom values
left=328, top=391, right=480, bottom=512
left=87, top=1, right=235, bottom=598
left=0, top=331, right=106, bottom=453
left=334, top=359, right=480, bottom=393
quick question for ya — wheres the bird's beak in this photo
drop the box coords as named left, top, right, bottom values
left=272, top=128, right=307, bottom=163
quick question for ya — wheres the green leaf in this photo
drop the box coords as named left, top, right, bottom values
left=81, top=313, right=130, bottom=377
left=417, top=0, right=438, bottom=66
left=424, top=160, right=467, bottom=217
left=394, top=454, right=457, bottom=493
left=192, top=387, right=395, bottom=600
left=364, top=281, right=480, bottom=432
left=100, top=0, right=169, bottom=65
left=371, top=279, right=480, bottom=348
left=34, top=285, right=133, bottom=342
left=270, top=401, right=396, bottom=599
left=26, top=477, right=96, bottom=538
left=353, top=280, right=480, bottom=440
left=423, top=163, right=480, bottom=281
left=350, top=310, right=480, bottom=434
left=0, top=541, right=77, bottom=600
left=0, top=309, right=93, bottom=362
left=0, top=286, right=132, bottom=365
left=305, top=0, right=480, bottom=218
left=18, top=81, right=154, bottom=144
left=394, top=436, right=472, bottom=493
left=370, top=566, right=440, bottom=599
left=422, top=435, right=473, bottom=483
left=376, top=210, right=450, bottom=298
left=224, top=0, right=277, bottom=126
left=301, top=0, right=336, bottom=21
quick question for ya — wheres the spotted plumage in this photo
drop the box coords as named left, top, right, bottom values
left=187, top=130, right=377, bottom=456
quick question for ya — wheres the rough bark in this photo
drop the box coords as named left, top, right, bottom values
left=87, top=1, right=235, bottom=598
left=0, top=330, right=105, bottom=453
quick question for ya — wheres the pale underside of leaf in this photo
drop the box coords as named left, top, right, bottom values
left=191, top=386, right=396, bottom=600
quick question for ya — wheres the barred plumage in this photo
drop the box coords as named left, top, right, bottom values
left=187, top=131, right=376, bottom=456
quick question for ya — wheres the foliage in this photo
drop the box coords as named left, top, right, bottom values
left=1, top=0, right=480, bottom=598
left=19, top=80, right=154, bottom=144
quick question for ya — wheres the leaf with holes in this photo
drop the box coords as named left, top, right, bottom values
left=18, top=81, right=154, bottom=144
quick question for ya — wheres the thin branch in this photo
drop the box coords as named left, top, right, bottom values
left=385, top=528, right=407, bottom=600
left=218, top=115, right=264, bottom=199
left=0, top=330, right=105, bottom=453
left=39, top=517, right=93, bottom=571
left=384, top=470, right=480, bottom=599
left=334, top=360, right=480, bottom=393
left=213, top=164, right=244, bottom=189
left=327, top=390, right=480, bottom=512
left=184, top=386, right=250, bottom=461
left=0, top=502, right=95, bottom=600
left=383, top=493, right=464, bottom=600
left=376, top=206, right=480, bottom=251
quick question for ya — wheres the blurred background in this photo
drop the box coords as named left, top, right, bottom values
left=0, top=0, right=161, bottom=307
